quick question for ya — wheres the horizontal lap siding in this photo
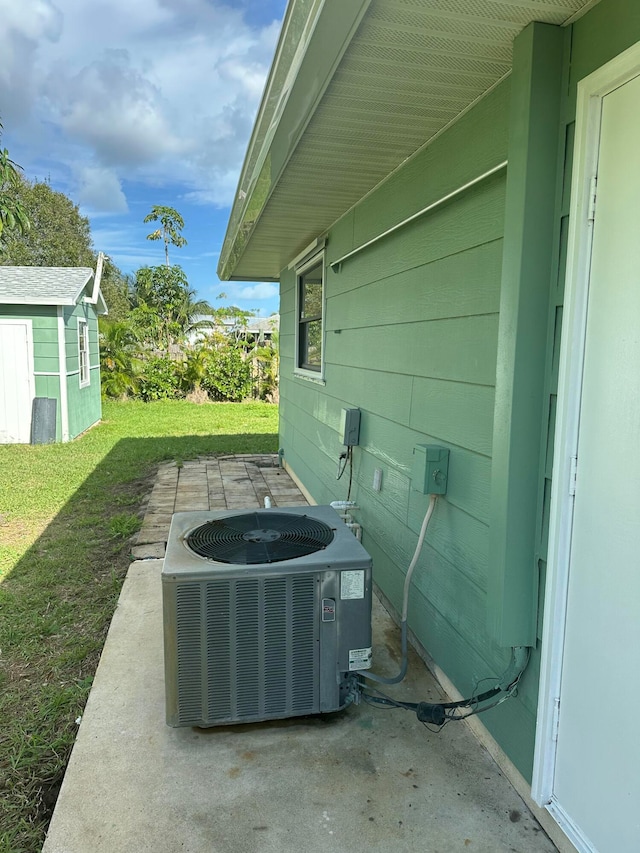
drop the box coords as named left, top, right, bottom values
left=0, top=305, right=59, bottom=374
left=64, top=304, right=102, bottom=439
left=280, top=82, right=515, bottom=731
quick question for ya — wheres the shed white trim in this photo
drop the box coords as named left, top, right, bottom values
left=57, top=306, right=70, bottom=442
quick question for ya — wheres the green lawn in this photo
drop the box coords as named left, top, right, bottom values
left=0, top=400, right=278, bottom=853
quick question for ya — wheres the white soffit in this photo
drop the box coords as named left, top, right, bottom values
left=220, top=0, right=600, bottom=281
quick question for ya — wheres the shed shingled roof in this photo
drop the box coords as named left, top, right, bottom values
left=0, top=266, right=94, bottom=306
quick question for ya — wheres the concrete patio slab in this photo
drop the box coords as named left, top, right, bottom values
left=42, top=455, right=559, bottom=853
left=43, top=565, right=556, bottom=853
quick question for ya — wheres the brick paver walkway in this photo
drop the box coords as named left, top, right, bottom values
left=131, top=454, right=308, bottom=559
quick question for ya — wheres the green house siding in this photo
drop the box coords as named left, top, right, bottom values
left=279, top=79, right=541, bottom=766
left=278, top=0, right=640, bottom=787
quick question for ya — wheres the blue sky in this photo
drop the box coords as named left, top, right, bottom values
left=0, top=0, right=288, bottom=316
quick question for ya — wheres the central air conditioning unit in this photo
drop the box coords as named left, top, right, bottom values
left=162, top=505, right=372, bottom=727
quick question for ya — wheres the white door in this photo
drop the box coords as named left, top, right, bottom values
left=537, top=64, right=640, bottom=852
left=0, top=320, right=35, bottom=443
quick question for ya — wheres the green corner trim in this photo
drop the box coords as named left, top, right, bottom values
left=488, top=22, right=565, bottom=647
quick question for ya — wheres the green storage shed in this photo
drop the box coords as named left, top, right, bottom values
left=0, top=266, right=107, bottom=443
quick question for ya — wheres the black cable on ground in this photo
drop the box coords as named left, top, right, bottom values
left=358, top=677, right=521, bottom=728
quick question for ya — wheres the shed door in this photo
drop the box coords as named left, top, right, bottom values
left=551, top=71, right=640, bottom=851
left=0, top=320, right=35, bottom=443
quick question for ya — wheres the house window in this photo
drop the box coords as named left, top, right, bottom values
left=296, top=255, right=324, bottom=374
left=78, top=319, right=90, bottom=387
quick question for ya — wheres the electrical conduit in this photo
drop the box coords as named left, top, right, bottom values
left=359, top=494, right=438, bottom=684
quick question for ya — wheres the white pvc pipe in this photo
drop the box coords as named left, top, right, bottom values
left=360, top=494, right=438, bottom=684
left=401, top=494, right=437, bottom=621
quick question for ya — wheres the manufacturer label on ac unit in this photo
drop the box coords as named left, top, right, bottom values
left=321, top=598, right=336, bottom=622
left=340, top=570, right=365, bottom=599
left=349, top=647, right=372, bottom=671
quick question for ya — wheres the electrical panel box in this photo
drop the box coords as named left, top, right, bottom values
left=340, top=408, right=361, bottom=446
left=412, top=445, right=449, bottom=495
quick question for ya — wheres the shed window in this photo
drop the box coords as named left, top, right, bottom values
left=78, top=319, right=90, bottom=387
left=297, top=256, right=324, bottom=374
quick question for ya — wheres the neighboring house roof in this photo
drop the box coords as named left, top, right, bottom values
left=0, top=266, right=108, bottom=314
left=189, top=314, right=279, bottom=342
left=218, top=0, right=597, bottom=282
left=245, top=316, right=279, bottom=335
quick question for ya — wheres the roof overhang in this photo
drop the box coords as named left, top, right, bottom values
left=218, top=0, right=601, bottom=282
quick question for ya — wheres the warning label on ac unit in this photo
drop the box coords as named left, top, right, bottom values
left=340, top=570, right=365, bottom=599
left=349, top=647, right=372, bottom=671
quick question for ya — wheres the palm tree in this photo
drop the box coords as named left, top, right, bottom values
left=135, top=266, right=218, bottom=349
left=99, top=321, right=142, bottom=398
left=173, top=287, right=218, bottom=343
left=144, top=206, right=187, bottom=266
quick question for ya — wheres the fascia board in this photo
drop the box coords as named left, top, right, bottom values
left=76, top=271, right=95, bottom=304
left=0, top=296, right=75, bottom=306
left=227, top=275, right=280, bottom=283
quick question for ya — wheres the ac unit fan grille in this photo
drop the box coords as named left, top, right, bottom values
left=185, top=511, right=334, bottom=564
left=175, top=574, right=318, bottom=725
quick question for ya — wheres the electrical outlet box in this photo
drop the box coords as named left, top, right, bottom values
left=412, top=445, right=449, bottom=495
left=340, top=408, right=361, bottom=446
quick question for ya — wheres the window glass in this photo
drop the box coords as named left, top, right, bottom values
left=79, top=320, right=90, bottom=386
left=301, top=319, right=322, bottom=368
left=302, top=276, right=322, bottom=319
left=298, top=259, right=323, bottom=372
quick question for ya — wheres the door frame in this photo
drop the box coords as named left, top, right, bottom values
left=0, top=318, right=35, bottom=443
left=532, top=39, right=640, bottom=844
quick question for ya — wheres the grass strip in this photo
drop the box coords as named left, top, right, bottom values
left=0, top=400, right=278, bottom=852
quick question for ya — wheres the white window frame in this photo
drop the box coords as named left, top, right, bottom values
left=294, top=250, right=326, bottom=382
left=78, top=318, right=90, bottom=388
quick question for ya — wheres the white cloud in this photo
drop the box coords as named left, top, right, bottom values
left=0, top=0, right=62, bottom=42
left=75, top=165, right=128, bottom=213
left=0, top=0, right=282, bottom=210
left=0, top=0, right=62, bottom=122
left=89, top=225, right=160, bottom=267
left=238, top=283, right=279, bottom=300
left=47, top=49, right=183, bottom=167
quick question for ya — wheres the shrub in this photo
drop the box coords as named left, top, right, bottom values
left=136, top=356, right=184, bottom=401
left=202, top=344, right=252, bottom=402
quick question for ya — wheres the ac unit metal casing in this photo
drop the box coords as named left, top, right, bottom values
left=162, top=505, right=372, bottom=727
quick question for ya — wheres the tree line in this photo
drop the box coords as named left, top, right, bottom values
left=0, top=124, right=278, bottom=403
